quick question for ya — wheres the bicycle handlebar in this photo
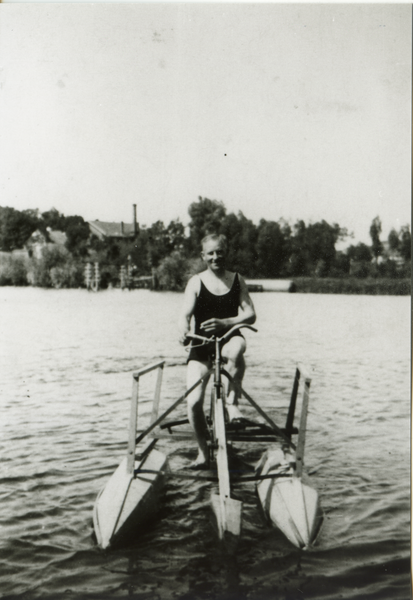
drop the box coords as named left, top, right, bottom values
left=185, top=323, right=257, bottom=345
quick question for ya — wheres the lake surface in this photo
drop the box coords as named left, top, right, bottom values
left=0, top=287, right=410, bottom=600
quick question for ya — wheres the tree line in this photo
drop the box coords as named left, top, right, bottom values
left=0, top=199, right=410, bottom=289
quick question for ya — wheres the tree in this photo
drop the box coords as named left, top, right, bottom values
left=287, top=219, right=346, bottom=277
left=399, top=225, right=411, bottom=262
left=256, top=219, right=289, bottom=278
left=221, top=211, right=258, bottom=276
left=388, top=228, right=400, bottom=252
left=386, top=225, right=410, bottom=265
left=187, top=197, right=227, bottom=252
left=31, top=245, right=73, bottom=287
left=128, top=229, right=150, bottom=274
left=306, top=221, right=346, bottom=276
left=330, top=251, right=351, bottom=277
left=369, top=216, right=383, bottom=264
left=345, top=243, right=373, bottom=278
left=0, top=206, right=40, bottom=251
left=287, top=220, right=309, bottom=276
left=156, top=250, right=188, bottom=291
left=346, top=243, right=372, bottom=263
left=64, top=216, right=90, bottom=257
left=146, top=220, right=170, bottom=267
left=41, top=208, right=66, bottom=231
left=166, top=219, right=186, bottom=252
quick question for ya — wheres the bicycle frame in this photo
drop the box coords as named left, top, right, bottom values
left=185, top=324, right=257, bottom=540
left=186, top=324, right=257, bottom=454
left=211, top=335, right=227, bottom=457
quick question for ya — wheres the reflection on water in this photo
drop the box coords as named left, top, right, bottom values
left=0, top=287, right=410, bottom=599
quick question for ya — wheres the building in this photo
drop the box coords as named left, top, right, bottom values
left=88, top=204, right=139, bottom=241
left=87, top=221, right=137, bottom=241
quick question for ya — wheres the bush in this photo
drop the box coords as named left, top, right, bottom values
left=349, top=261, right=373, bottom=278
left=396, top=260, right=411, bottom=279
left=377, top=260, right=398, bottom=279
left=186, top=257, right=206, bottom=278
left=292, top=277, right=411, bottom=295
left=49, top=262, right=84, bottom=288
left=156, top=251, right=190, bottom=291
left=155, top=253, right=208, bottom=291
left=98, top=263, right=119, bottom=289
left=30, top=246, right=67, bottom=287
left=0, top=255, right=29, bottom=286
left=30, top=245, right=84, bottom=288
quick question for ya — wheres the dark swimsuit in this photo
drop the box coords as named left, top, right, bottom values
left=187, top=273, right=243, bottom=363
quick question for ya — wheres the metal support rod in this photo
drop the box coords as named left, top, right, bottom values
left=285, top=367, right=301, bottom=436
left=127, top=377, right=139, bottom=473
left=150, top=364, right=164, bottom=425
left=295, top=378, right=311, bottom=477
left=221, top=369, right=296, bottom=450
left=215, top=336, right=221, bottom=393
left=135, top=369, right=214, bottom=445
left=132, top=470, right=293, bottom=483
left=133, top=360, right=165, bottom=379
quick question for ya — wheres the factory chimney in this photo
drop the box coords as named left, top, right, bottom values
left=133, top=204, right=138, bottom=236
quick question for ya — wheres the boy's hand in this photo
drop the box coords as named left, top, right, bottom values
left=200, top=318, right=226, bottom=334
left=179, top=333, right=190, bottom=345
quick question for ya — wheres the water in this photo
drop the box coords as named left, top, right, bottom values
left=0, top=288, right=410, bottom=600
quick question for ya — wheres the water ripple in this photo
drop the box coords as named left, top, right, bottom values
left=0, top=289, right=410, bottom=599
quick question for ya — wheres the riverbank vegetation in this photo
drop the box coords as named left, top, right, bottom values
left=0, top=199, right=410, bottom=294
left=292, top=277, right=411, bottom=295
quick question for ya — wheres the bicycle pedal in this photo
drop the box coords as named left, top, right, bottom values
left=207, top=440, right=218, bottom=450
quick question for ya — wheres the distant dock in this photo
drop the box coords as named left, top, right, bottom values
left=246, top=279, right=296, bottom=293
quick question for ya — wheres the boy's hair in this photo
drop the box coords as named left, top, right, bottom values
left=201, top=233, right=228, bottom=252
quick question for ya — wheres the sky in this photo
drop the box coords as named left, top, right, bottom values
left=0, top=3, right=411, bottom=246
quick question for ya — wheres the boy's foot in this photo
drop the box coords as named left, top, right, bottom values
left=226, top=403, right=246, bottom=423
left=188, top=452, right=209, bottom=470
left=188, top=460, right=209, bottom=470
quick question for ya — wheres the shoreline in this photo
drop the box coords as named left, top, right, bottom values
left=0, top=277, right=410, bottom=295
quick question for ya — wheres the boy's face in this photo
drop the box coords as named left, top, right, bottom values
left=201, top=239, right=227, bottom=272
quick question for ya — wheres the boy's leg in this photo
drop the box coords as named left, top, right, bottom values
left=221, top=336, right=247, bottom=421
left=186, top=360, right=211, bottom=466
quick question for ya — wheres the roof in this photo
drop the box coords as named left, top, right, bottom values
left=88, top=221, right=136, bottom=238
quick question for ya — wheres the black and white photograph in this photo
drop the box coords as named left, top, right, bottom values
left=0, top=3, right=411, bottom=599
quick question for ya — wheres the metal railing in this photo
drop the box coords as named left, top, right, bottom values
left=127, top=360, right=165, bottom=473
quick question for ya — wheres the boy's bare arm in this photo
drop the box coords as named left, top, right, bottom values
left=178, top=276, right=198, bottom=344
left=238, top=275, right=256, bottom=324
